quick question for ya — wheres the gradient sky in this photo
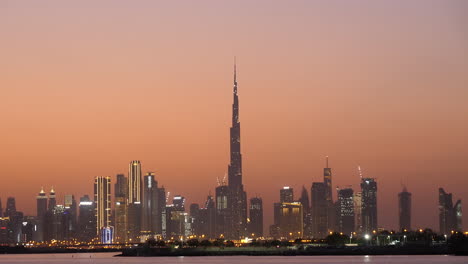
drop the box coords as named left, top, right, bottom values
left=1, top=0, right=468, bottom=233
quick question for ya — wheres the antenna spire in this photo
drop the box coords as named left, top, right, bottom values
left=326, top=156, right=329, bottom=168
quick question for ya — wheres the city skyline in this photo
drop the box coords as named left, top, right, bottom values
left=1, top=0, right=468, bottom=234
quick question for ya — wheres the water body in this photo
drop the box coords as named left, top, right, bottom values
left=0, top=253, right=467, bottom=263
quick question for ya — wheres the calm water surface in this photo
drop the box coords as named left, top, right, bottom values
left=0, top=253, right=467, bottom=263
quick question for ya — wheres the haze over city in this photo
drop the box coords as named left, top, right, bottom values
left=1, top=0, right=468, bottom=235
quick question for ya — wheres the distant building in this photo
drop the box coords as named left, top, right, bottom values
left=215, top=185, right=230, bottom=238
left=439, top=188, right=462, bottom=235
left=142, top=172, right=160, bottom=240
left=63, top=194, right=77, bottom=240
left=277, top=202, right=303, bottom=239
left=323, top=157, right=335, bottom=232
left=311, top=182, right=327, bottom=238
left=337, top=188, right=355, bottom=234
left=298, top=186, right=312, bottom=237
left=248, top=197, right=263, bottom=237
left=280, top=186, right=294, bottom=203
left=114, top=174, right=128, bottom=243
left=398, top=187, right=411, bottom=231
left=353, top=192, right=362, bottom=233
left=78, top=195, right=95, bottom=242
left=361, top=177, right=377, bottom=234
left=36, top=187, right=48, bottom=242
left=94, top=176, right=112, bottom=238
left=197, top=195, right=215, bottom=239
left=127, top=160, right=142, bottom=241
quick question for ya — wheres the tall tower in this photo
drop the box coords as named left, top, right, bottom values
left=398, top=187, right=412, bottom=231
left=142, top=172, right=160, bottom=237
left=337, top=188, right=355, bottom=234
left=227, top=59, right=248, bottom=239
left=127, top=160, right=142, bottom=241
left=439, top=188, right=463, bottom=235
left=248, top=197, right=263, bottom=237
left=323, top=157, right=335, bottom=232
left=128, top=161, right=142, bottom=204
left=361, top=177, right=378, bottom=233
left=94, top=176, right=112, bottom=236
left=114, top=174, right=128, bottom=243
left=48, top=187, right=56, bottom=211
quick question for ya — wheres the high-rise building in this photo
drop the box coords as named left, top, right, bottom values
left=48, top=188, right=56, bottom=211
left=157, top=186, right=166, bottom=238
left=361, top=178, right=377, bottom=234
left=94, top=176, right=112, bottom=238
left=142, top=172, right=161, bottom=239
left=189, top=203, right=200, bottom=236
left=36, top=187, right=48, bottom=242
left=311, top=182, right=327, bottom=238
left=226, top=61, right=248, bottom=239
left=0, top=198, right=2, bottom=217
left=337, top=188, right=355, bottom=234
left=114, top=174, right=128, bottom=243
left=5, top=197, right=22, bottom=243
left=323, top=157, right=335, bottom=232
left=353, top=192, right=362, bottom=233
left=197, top=195, right=215, bottom=239
left=128, top=161, right=142, bottom=204
left=398, top=187, right=411, bottom=231
left=248, top=197, right=263, bottom=237
left=78, top=195, right=95, bottom=242
left=63, top=194, right=77, bottom=240
left=298, top=186, right=312, bottom=237
left=215, top=185, right=230, bottom=238
left=439, top=188, right=462, bottom=235
left=280, top=186, right=294, bottom=203
left=277, top=202, right=303, bottom=239
left=127, top=161, right=142, bottom=241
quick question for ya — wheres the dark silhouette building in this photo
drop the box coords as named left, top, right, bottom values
left=280, top=187, right=294, bottom=203
left=361, top=177, right=378, bottom=234
left=311, top=182, right=327, bottom=238
left=439, top=188, right=462, bottom=235
left=78, top=195, right=95, bottom=242
left=248, top=197, right=263, bottom=237
left=398, top=187, right=411, bottom=231
left=36, top=187, right=48, bottom=241
left=215, top=185, right=230, bottom=238
left=142, top=172, right=161, bottom=239
left=226, top=61, right=248, bottom=239
left=323, top=157, right=335, bottom=233
left=298, top=186, right=312, bottom=237
left=337, top=188, right=355, bottom=234
left=127, top=160, right=142, bottom=242
left=114, top=173, right=128, bottom=243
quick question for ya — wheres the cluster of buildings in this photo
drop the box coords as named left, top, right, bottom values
left=0, top=64, right=464, bottom=245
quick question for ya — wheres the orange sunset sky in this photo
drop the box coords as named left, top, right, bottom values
left=1, top=1, right=468, bottom=232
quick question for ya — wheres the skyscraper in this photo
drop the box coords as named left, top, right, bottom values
left=361, top=177, right=377, bottom=234
left=215, top=185, right=229, bottom=238
left=127, top=160, right=142, bottom=241
left=311, top=182, right=327, bottom=238
left=63, top=194, right=77, bottom=240
left=353, top=192, right=362, bottom=233
left=128, top=161, right=142, bottom=204
left=277, top=202, right=303, bottom=239
left=227, top=61, right=248, bottom=239
left=48, top=188, right=56, bottom=211
left=248, top=197, right=263, bottom=237
left=142, top=172, right=161, bottom=238
left=94, top=176, right=112, bottom=239
left=337, top=188, right=355, bottom=234
left=280, top=186, right=294, bottom=203
left=439, top=188, right=462, bottom=235
left=323, top=157, right=335, bottom=232
left=398, top=187, right=411, bottom=231
left=78, top=195, right=95, bottom=242
left=36, top=188, right=48, bottom=242
left=114, top=174, right=128, bottom=243
left=298, top=186, right=312, bottom=237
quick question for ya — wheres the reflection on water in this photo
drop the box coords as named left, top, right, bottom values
left=0, top=253, right=467, bottom=263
